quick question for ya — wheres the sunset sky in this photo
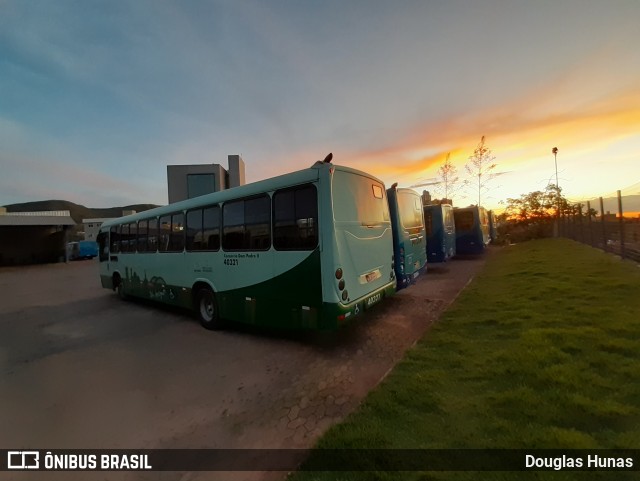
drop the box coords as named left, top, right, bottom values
left=1, top=0, right=639, bottom=211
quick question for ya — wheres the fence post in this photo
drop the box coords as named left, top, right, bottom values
left=618, top=190, right=625, bottom=259
left=587, top=200, right=593, bottom=247
left=578, top=203, right=584, bottom=244
left=600, top=197, right=606, bottom=252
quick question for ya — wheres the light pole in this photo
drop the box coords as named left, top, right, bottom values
left=552, top=147, right=559, bottom=192
left=552, top=147, right=559, bottom=235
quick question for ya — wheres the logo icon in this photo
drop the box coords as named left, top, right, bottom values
left=7, top=451, right=39, bottom=470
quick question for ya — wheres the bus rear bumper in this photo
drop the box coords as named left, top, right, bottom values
left=323, top=282, right=396, bottom=329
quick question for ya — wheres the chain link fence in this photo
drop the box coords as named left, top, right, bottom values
left=559, top=190, right=640, bottom=262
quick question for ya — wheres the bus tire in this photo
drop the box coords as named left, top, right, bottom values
left=114, top=274, right=127, bottom=300
left=195, top=287, right=223, bottom=330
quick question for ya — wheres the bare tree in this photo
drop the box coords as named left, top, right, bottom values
left=410, top=153, right=463, bottom=204
left=465, top=136, right=498, bottom=206
left=435, top=153, right=462, bottom=201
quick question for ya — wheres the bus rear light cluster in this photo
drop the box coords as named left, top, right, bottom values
left=336, top=266, right=347, bottom=301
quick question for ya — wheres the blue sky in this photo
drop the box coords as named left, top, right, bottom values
left=1, top=0, right=639, bottom=210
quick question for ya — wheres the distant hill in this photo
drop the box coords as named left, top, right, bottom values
left=2, top=200, right=161, bottom=223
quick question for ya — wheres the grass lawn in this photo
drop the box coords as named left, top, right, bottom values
left=288, top=238, right=640, bottom=480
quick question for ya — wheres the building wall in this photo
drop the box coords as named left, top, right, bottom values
left=167, top=164, right=227, bottom=204
left=228, top=154, right=246, bottom=188
left=83, top=212, right=136, bottom=241
left=82, top=219, right=106, bottom=241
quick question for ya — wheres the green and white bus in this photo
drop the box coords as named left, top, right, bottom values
left=96, top=156, right=396, bottom=330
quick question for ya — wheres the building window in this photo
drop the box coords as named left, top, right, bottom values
left=187, top=174, right=216, bottom=199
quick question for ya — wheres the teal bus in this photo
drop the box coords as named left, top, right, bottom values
left=386, top=184, right=427, bottom=289
left=453, top=206, right=490, bottom=255
left=96, top=156, right=396, bottom=330
left=423, top=203, right=456, bottom=263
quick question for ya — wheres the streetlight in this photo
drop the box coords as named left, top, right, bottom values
left=552, top=147, right=559, bottom=191
left=552, top=147, right=560, bottom=235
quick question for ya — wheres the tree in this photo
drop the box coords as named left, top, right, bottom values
left=465, top=136, right=498, bottom=206
left=434, top=153, right=462, bottom=201
left=503, top=184, right=576, bottom=224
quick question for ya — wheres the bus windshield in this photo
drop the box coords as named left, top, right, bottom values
left=397, top=191, right=423, bottom=230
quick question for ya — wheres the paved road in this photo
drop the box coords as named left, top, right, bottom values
left=0, top=253, right=489, bottom=481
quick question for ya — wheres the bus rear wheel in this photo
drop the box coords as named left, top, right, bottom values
left=195, top=288, right=223, bottom=330
left=114, top=274, right=127, bottom=300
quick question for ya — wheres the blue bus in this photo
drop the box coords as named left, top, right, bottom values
left=453, top=206, right=490, bottom=255
left=423, top=203, right=456, bottom=263
left=67, top=240, right=99, bottom=260
left=387, top=184, right=427, bottom=289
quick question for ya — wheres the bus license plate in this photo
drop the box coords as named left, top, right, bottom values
left=413, top=271, right=420, bottom=279
left=365, top=293, right=382, bottom=309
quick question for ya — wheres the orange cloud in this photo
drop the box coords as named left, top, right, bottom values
left=340, top=83, right=640, bottom=191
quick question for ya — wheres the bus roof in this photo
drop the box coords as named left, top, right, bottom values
left=100, top=162, right=385, bottom=229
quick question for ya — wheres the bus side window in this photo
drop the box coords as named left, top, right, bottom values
left=223, top=201, right=244, bottom=250
left=273, top=184, right=318, bottom=250
left=223, top=196, right=270, bottom=251
left=170, top=212, right=185, bottom=252
left=186, top=209, right=203, bottom=251
left=110, top=226, right=120, bottom=253
left=121, top=224, right=130, bottom=252
left=97, top=231, right=109, bottom=262
left=159, top=215, right=171, bottom=252
left=129, top=223, right=138, bottom=252
left=203, top=206, right=220, bottom=250
left=148, top=218, right=158, bottom=252
left=138, top=220, right=148, bottom=252
left=245, top=196, right=271, bottom=250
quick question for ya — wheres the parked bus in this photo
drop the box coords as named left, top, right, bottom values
left=488, top=209, right=498, bottom=243
left=453, top=206, right=490, bottom=255
left=66, top=240, right=98, bottom=260
left=386, top=184, right=427, bottom=289
left=96, top=156, right=396, bottom=330
left=423, top=203, right=456, bottom=263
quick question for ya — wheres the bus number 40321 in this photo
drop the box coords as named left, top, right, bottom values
left=365, top=292, right=382, bottom=308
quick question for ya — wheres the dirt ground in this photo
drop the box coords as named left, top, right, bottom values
left=0, top=252, right=491, bottom=481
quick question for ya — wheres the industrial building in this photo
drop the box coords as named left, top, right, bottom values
left=1, top=154, right=247, bottom=266
left=83, top=210, right=136, bottom=241
left=0, top=209, right=76, bottom=266
left=167, top=154, right=246, bottom=203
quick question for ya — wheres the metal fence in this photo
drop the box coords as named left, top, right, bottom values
left=559, top=190, right=640, bottom=262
